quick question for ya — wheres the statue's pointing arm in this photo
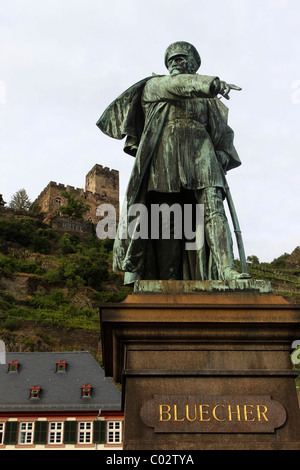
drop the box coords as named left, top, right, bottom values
left=143, top=75, right=241, bottom=102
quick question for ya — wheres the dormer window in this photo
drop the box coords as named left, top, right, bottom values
left=81, top=384, right=92, bottom=398
left=8, top=361, right=19, bottom=373
left=30, top=385, right=40, bottom=399
left=56, top=360, right=66, bottom=373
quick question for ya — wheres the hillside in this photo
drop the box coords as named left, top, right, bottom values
left=0, top=209, right=299, bottom=360
left=0, top=209, right=132, bottom=360
left=244, top=248, right=300, bottom=303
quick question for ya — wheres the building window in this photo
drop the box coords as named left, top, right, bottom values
left=48, top=422, right=63, bottom=444
left=107, top=421, right=122, bottom=444
left=30, top=385, right=40, bottom=399
left=81, top=384, right=92, bottom=398
left=0, top=423, right=4, bottom=445
left=8, top=361, right=18, bottom=373
left=78, top=422, right=92, bottom=444
left=55, top=198, right=62, bottom=206
left=19, top=422, right=34, bottom=445
left=56, top=360, right=66, bottom=373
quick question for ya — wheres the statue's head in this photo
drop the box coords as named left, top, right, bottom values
left=164, top=41, right=201, bottom=75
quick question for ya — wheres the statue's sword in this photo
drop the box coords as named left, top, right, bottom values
left=223, top=181, right=249, bottom=275
left=217, top=87, right=249, bottom=275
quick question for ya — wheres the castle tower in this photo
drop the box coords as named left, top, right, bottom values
left=85, top=165, right=118, bottom=198
left=85, top=164, right=119, bottom=221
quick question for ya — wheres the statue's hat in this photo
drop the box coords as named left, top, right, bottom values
left=164, top=41, right=201, bottom=70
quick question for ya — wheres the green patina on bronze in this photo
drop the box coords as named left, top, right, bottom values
left=97, top=41, right=250, bottom=284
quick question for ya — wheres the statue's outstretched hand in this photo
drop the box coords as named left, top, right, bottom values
left=219, top=81, right=242, bottom=100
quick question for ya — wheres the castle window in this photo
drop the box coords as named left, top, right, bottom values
left=8, top=360, right=19, bottom=373
left=30, top=385, right=40, bottom=399
left=56, top=360, right=66, bottom=373
left=81, top=384, right=92, bottom=398
left=55, top=198, right=62, bottom=206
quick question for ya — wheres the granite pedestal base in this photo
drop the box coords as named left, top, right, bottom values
left=100, top=281, right=300, bottom=450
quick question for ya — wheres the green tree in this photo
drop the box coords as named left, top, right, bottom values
left=59, top=190, right=90, bottom=219
left=0, top=194, right=6, bottom=207
left=270, top=253, right=289, bottom=269
left=247, top=255, right=260, bottom=265
left=29, top=200, right=41, bottom=213
left=9, top=189, right=31, bottom=210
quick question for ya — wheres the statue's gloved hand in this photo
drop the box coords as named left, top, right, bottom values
left=219, top=81, right=242, bottom=100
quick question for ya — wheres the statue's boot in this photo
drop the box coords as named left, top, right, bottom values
left=196, top=188, right=251, bottom=281
left=223, top=267, right=251, bottom=280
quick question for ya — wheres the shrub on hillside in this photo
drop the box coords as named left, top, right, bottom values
left=0, top=217, right=53, bottom=254
left=0, top=255, right=45, bottom=276
left=29, top=289, right=68, bottom=310
left=60, top=255, right=109, bottom=290
left=59, top=233, right=80, bottom=254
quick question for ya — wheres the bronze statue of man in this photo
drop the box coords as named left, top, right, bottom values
left=97, top=41, right=249, bottom=284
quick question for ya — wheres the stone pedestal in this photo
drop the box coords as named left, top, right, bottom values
left=100, top=281, right=300, bottom=450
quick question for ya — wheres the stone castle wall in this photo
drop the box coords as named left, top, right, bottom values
left=35, top=164, right=119, bottom=227
left=51, top=216, right=94, bottom=238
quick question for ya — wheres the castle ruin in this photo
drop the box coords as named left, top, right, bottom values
left=35, top=164, right=119, bottom=227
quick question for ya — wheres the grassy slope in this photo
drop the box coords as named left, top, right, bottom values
left=0, top=211, right=132, bottom=355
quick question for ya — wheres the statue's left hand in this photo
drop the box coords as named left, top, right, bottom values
left=219, top=81, right=242, bottom=100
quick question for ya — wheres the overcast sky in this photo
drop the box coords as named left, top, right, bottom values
left=0, top=0, right=299, bottom=262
